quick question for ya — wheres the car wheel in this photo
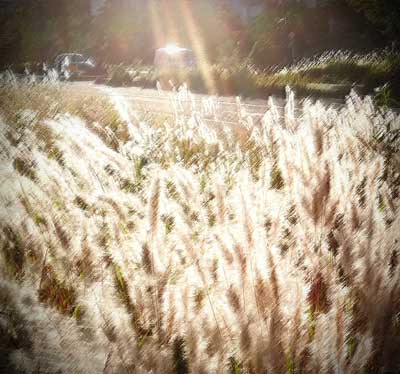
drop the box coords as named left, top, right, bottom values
left=64, top=72, right=77, bottom=82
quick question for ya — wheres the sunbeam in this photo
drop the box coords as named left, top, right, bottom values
left=179, top=0, right=216, bottom=94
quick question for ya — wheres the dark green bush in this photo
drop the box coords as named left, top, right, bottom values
left=107, top=64, right=135, bottom=87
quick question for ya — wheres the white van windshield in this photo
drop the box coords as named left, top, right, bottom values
left=154, top=47, right=196, bottom=69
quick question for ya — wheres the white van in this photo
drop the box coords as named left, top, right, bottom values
left=154, top=45, right=197, bottom=70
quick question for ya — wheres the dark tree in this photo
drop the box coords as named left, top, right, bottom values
left=346, top=0, right=400, bottom=40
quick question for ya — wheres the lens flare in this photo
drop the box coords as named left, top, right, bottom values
left=165, top=44, right=183, bottom=54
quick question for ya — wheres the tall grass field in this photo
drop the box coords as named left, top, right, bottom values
left=0, top=77, right=400, bottom=373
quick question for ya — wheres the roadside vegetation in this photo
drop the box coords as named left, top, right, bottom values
left=103, top=49, right=400, bottom=103
left=1, top=77, right=399, bottom=373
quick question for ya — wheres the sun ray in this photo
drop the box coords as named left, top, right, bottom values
left=178, top=1, right=217, bottom=94
left=147, top=0, right=165, bottom=48
left=161, top=0, right=182, bottom=47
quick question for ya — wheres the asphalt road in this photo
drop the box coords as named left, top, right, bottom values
left=65, top=81, right=346, bottom=125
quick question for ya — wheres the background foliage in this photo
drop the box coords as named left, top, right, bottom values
left=1, top=0, right=399, bottom=69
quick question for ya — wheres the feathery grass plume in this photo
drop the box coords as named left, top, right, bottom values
left=1, top=77, right=400, bottom=373
left=147, top=176, right=161, bottom=238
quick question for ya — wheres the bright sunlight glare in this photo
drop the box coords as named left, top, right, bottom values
left=164, top=44, right=183, bottom=54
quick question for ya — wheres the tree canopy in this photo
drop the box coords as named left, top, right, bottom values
left=346, top=0, right=400, bottom=39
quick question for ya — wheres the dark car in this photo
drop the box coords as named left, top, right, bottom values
left=53, top=53, right=105, bottom=80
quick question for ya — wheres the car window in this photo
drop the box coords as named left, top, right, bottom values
left=55, top=55, right=65, bottom=64
left=71, top=54, right=85, bottom=63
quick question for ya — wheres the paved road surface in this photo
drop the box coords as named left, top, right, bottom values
left=66, top=81, right=346, bottom=125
